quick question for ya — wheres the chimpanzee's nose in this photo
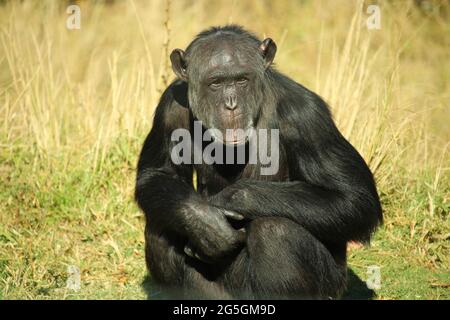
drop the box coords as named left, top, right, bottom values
left=225, top=94, right=237, bottom=110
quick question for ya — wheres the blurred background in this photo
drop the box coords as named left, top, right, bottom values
left=0, top=0, right=448, bottom=299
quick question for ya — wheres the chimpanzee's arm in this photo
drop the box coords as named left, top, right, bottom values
left=135, top=81, right=245, bottom=261
left=210, top=85, right=383, bottom=245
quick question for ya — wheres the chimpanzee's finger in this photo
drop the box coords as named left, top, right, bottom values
left=184, top=245, right=195, bottom=259
left=184, top=245, right=212, bottom=264
left=223, top=210, right=245, bottom=221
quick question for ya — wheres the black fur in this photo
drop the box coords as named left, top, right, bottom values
left=135, top=25, right=382, bottom=299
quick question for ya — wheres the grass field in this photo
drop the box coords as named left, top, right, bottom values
left=0, top=0, right=449, bottom=299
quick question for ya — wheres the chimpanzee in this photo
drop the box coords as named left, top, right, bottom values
left=135, top=25, right=382, bottom=299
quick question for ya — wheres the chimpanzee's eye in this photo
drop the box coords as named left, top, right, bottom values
left=236, top=77, right=248, bottom=85
left=209, top=80, right=221, bottom=89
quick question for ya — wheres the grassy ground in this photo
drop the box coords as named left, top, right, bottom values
left=0, top=0, right=449, bottom=299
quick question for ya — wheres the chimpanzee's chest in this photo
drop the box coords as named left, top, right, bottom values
left=193, top=145, right=289, bottom=197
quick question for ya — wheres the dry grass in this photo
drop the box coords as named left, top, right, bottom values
left=0, top=0, right=449, bottom=299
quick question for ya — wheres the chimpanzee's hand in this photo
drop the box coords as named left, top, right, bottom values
left=208, top=184, right=251, bottom=213
left=184, top=203, right=246, bottom=263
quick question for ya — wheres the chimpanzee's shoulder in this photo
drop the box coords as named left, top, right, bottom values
left=153, top=80, right=190, bottom=131
left=269, top=70, right=332, bottom=120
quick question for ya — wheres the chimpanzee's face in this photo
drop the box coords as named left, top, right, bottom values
left=190, top=45, right=263, bottom=145
left=170, top=35, right=276, bottom=145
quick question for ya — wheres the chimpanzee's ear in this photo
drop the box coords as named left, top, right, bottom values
left=259, top=38, right=277, bottom=68
left=170, top=49, right=188, bottom=81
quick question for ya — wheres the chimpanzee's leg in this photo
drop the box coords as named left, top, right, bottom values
left=222, top=217, right=347, bottom=299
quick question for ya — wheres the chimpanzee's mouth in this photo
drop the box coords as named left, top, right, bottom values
left=225, top=128, right=248, bottom=145
left=207, top=126, right=254, bottom=146
left=211, top=133, right=247, bottom=145
left=224, top=137, right=247, bottom=145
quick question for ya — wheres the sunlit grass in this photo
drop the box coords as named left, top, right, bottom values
left=0, top=0, right=448, bottom=299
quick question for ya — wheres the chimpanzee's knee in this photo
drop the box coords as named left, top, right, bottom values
left=245, top=217, right=346, bottom=299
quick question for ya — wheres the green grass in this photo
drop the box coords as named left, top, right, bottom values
left=0, top=139, right=147, bottom=299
